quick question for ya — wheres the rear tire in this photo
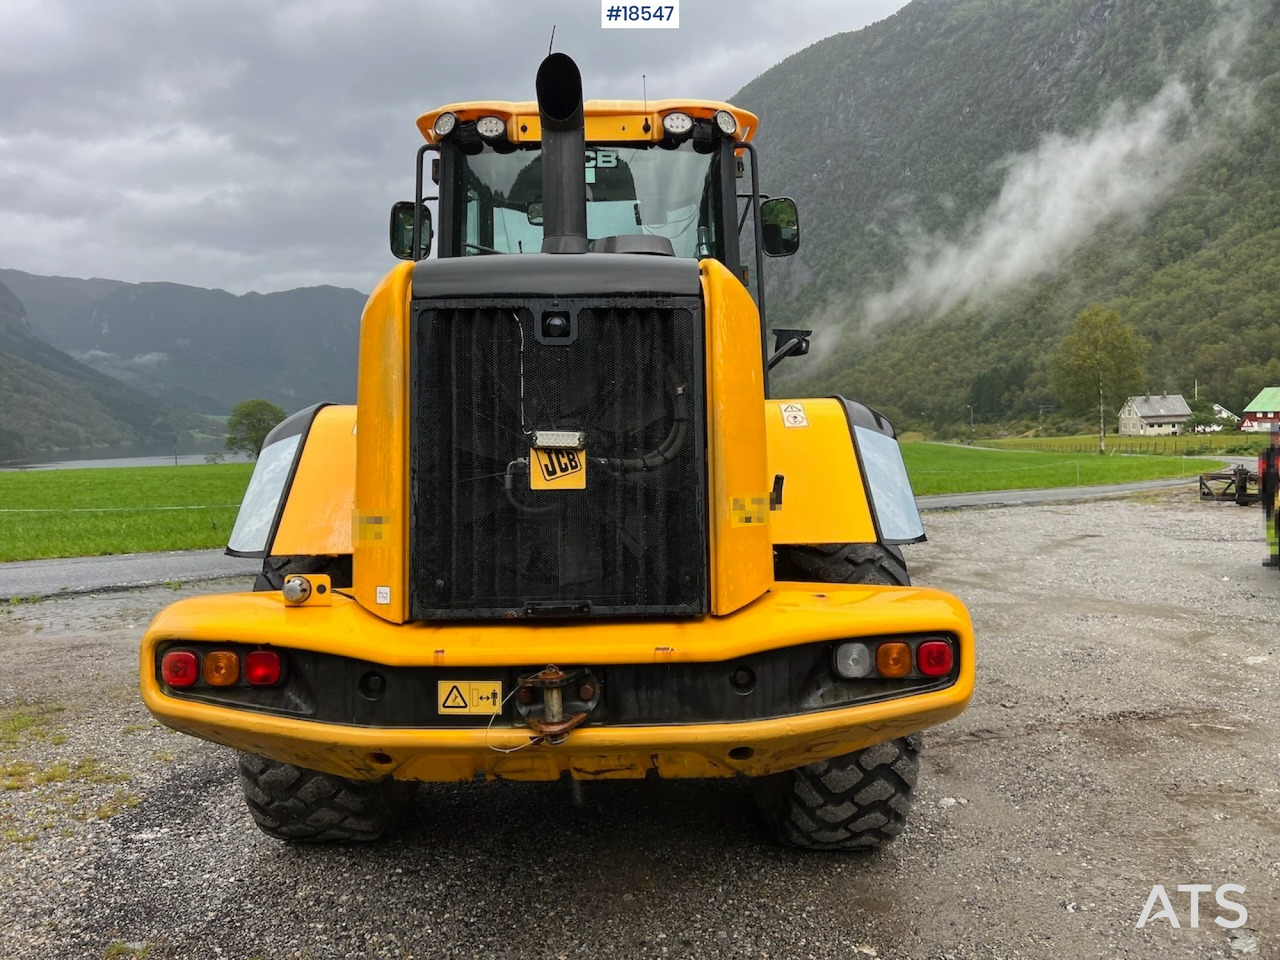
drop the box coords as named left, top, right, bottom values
left=237, top=753, right=410, bottom=843
left=761, top=542, right=918, bottom=849
left=774, top=542, right=909, bottom=586
left=753, top=735, right=921, bottom=851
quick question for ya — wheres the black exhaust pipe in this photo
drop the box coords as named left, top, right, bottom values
left=536, top=53, right=588, bottom=254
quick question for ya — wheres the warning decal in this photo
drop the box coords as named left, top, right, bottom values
left=442, top=685, right=467, bottom=709
left=437, top=681, right=503, bottom=716
left=780, top=403, right=808, bottom=428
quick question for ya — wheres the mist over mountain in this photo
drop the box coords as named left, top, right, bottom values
left=0, top=270, right=366, bottom=415
left=737, top=0, right=1280, bottom=425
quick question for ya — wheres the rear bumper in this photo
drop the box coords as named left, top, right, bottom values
left=140, top=583, right=974, bottom=781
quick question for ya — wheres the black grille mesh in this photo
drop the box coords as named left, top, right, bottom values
left=409, top=297, right=707, bottom=619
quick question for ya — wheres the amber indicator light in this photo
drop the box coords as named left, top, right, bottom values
left=203, top=650, right=240, bottom=687
left=875, top=641, right=912, bottom=678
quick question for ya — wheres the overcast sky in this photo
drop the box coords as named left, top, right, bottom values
left=0, top=0, right=908, bottom=295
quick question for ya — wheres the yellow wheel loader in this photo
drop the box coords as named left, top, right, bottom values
left=140, top=54, right=974, bottom=850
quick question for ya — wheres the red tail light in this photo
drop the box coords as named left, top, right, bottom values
left=917, top=640, right=954, bottom=677
left=161, top=650, right=200, bottom=688
left=244, top=650, right=283, bottom=686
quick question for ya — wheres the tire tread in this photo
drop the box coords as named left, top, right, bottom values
left=237, top=753, right=409, bottom=843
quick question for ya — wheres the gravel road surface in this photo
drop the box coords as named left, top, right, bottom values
left=0, top=478, right=1210, bottom=601
left=0, top=490, right=1276, bottom=960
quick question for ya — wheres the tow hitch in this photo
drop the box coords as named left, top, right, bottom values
left=515, top=666, right=601, bottom=743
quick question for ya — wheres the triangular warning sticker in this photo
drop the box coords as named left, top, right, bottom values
left=442, top=684, right=467, bottom=709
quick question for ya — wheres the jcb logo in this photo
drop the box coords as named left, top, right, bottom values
left=536, top=448, right=582, bottom=481
left=584, top=148, right=618, bottom=169
left=530, top=447, right=587, bottom=490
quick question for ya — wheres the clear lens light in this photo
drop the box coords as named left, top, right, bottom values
left=662, top=112, right=693, bottom=136
left=714, top=110, right=737, bottom=135
left=433, top=112, right=458, bottom=137
left=475, top=116, right=506, bottom=139
left=833, top=642, right=873, bottom=679
left=282, top=575, right=312, bottom=604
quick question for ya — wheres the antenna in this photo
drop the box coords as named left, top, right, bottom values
left=548, top=25, right=556, bottom=56
left=642, top=74, right=651, bottom=133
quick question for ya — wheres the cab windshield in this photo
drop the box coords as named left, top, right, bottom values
left=452, top=140, right=725, bottom=259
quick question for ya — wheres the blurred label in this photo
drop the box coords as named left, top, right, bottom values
left=730, top=495, right=769, bottom=527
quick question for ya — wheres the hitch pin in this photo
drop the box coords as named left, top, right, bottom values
left=545, top=684, right=564, bottom=725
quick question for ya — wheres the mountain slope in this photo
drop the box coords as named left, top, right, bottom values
left=734, top=0, right=1280, bottom=424
left=0, top=270, right=367, bottom=414
left=0, top=279, right=198, bottom=459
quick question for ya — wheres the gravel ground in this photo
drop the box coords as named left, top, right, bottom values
left=0, top=490, right=1276, bottom=960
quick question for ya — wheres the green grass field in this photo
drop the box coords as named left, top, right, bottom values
left=900, top=443, right=1224, bottom=496
left=0, top=445, right=1227, bottom=562
left=0, top=464, right=253, bottom=562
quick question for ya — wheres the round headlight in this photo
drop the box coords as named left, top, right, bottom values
left=433, top=112, right=458, bottom=137
left=662, top=112, right=693, bottom=136
left=475, top=115, right=506, bottom=139
left=713, top=110, right=737, bottom=136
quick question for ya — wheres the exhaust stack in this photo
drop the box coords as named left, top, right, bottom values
left=535, top=53, right=588, bottom=254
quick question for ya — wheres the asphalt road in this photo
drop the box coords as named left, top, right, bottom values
left=0, top=490, right=1274, bottom=959
left=0, top=478, right=1206, bottom=600
left=0, top=549, right=259, bottom=601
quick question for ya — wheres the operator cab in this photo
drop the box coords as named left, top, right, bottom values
left=389, top=98, right=800, bottom=278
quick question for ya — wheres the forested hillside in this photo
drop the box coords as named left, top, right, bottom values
left=0, top=270, right=366, bottom=415
left=736, top=0, right=1280, bottom=427
left=0, top=279, right=198, bottom=459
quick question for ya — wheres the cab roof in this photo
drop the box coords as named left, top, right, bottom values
left=416, top=99, right=759, bottom=145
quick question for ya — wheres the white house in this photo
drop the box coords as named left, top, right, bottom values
left=1117, top=394, right=1192, bottom=436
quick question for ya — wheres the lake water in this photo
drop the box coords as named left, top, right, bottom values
left=0, top=442, right=254, bottom=472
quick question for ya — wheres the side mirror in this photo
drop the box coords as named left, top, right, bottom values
left=526, top=202, right=544, bottom=226
left=760, top=197, right=800, bottom=257
left=390, top=201, right=432, bottom=260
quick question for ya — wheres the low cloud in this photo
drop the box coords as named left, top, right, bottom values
left=854, top=2, right=1257, bottom=331
left=76, top=349, right=169, bottom=367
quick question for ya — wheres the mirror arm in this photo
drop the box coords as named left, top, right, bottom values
left=767, top=328, right=813, bottom=371
left=736, top=192, right=769, bottom=234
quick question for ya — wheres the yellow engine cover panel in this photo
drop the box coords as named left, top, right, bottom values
left=353, top=261, right=415, bottom=623
left=766, top=399, right=878, bottom=545
left=700, top=260, right=772, bottom=615
left=270, top=405, right=357, bottom=557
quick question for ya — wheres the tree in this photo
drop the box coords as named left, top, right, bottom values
left=1050, top=307, right=1147, bottom=454
left=225, top=399, right=287, bottom=459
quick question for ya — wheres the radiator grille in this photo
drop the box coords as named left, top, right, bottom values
left=409, top=297, right=707, bottom=619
